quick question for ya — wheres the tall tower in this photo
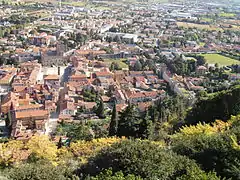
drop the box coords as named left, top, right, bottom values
left=56, top=42, right=65, bottom=56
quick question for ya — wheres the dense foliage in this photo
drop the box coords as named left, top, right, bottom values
left=3, top=161, right=78, bottom=180
left=172, top=115, right=240, bottom=179
left=56, top=120, right=109, bottom=141
left=116, top=105, right=153, bottom=139
left=1, top=85, right=240, bottom=179
left=86, top=169, right=143, bottom=180
left=80, top=139, right=219, bottom=180
left=185, top=85, right=240, bottom=125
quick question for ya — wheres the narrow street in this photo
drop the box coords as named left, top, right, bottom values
left=46, top=112, right=59, bottom=135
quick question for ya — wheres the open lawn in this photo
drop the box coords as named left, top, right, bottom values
left=219, top=13, right=236, bottom=17
left=104, top=59, right=129, bottom=69
left=177, top=22, right=223, bottom=31
left=86, top=4, right=111, bottom=10
left=62, top=1, right=86, bottom=6
left=201, top=17, right=212, bottom=22
left=21, top=0, right=58, bottom=4
left=202, top=54, right=240, bottom=66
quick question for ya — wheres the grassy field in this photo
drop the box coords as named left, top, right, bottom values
left=219, top=13, right=236, bottom=17
left=62, top=1, right=86, bottom=6
left=86, top=4, right=111, bottom=10
left=202, top=54, right=240, bottom=66
left=104, top=59, right=129, bottom=69
left=176, top=22, right=223, bottom=31
left=201, top=17, right=212, bottom=22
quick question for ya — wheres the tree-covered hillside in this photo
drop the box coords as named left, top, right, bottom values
left=1, top=85, right=240, bottom=180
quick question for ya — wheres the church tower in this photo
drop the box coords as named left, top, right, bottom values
left=56, top=42, right=65, bottom=56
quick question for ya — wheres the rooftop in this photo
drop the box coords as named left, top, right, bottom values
left=16, top=110, right=49, bottom=119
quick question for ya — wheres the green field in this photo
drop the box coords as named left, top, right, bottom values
left=104, top=59, right=129, bottom=69
left=201, top=17, right=212, bottom=22
left=176, top=22, right=223, bottom=31
left=61, top=1, right=86, bottom=6
left=202, top=54, right=240, bottom=66
left=219, top=13, right=236, bottom=17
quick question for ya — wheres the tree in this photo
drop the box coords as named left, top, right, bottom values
left=172, top=115, right=240, bottom=179
left=145, top=59, right=155, bottom=70
left=80, top=139, right=220, bottom=179
left=0, top=29, right=3, bottom=38
left=95, top=99, right=105, bottom=119
left=70, top=137, right=123, bottom=160
left=117, top=105, right=142, bottom=138
left=58, top=123, right=94, bottom=141
left=109, top=103, right=118, bottom=136
left=196, top=55, right=206, bottom=66
left=138, top=111, right=154, bottom=139
left=29, top=29, right=37, bottom=35
left=0, top=140, right=25, bottom=167
left=4, top=161, right=78, bottom=180
left=110, top=62, right=120, bottom=71
left=133, top=60, right=142, bottom=71
left=185, top=85, right=240, bottom=125
left=26, top=135, right=58, bottom=162
left=88, top=169, right=142, bottom=180
left=106, top=36, right=113, bottom=43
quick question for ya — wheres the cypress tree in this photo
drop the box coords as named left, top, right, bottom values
left=139, top=110, right=154, bottom=139
left=96, top=99, right=105, bottom=119
left=108, top=103, right=118, bottom=136
left=134, top=60, right=142, bottom=71
left=117, top=104, right=141, bottom=138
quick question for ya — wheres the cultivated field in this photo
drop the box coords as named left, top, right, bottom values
left=202, top=54, right=240, bottom=66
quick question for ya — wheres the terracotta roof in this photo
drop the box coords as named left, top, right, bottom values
left=16, top=110, right=49, bottom=119
left=147, top=75, right=158, bottom=79
left=137, top=102, right=152, bottom=111
left=44, top=75, right=60, bottom=80
left=144, top=71, right=155, bottom=75
left=67, top=81, right=90, bottom=87
left=14, top=86, right=27, bottom=92
left=2, top=92, right=18, bottom=105
left=129, top=71, right=143, bottom=75
left=60, top=101, right=75, bottom=111
left=70, top=74, right=87, bottom=79
left=15, top=104, right=43, bottom=111
left=58, top=114, right=73, bottom=122
left=75, top=50, right=106, bottom=55
left=144, top=91, right=158, bottom=97
left=116, top=103, right=127, bottom=112
left=101, top=95, right=110, bottom=102
left=79, top=101, right=96, bottom=109
left=0, top=73, right=14, bottom=84
left=134, top=76, right=145, bottom=82
left=95, top=71, right=113, bottom=77
left=129, top=92, right=145, bottom=99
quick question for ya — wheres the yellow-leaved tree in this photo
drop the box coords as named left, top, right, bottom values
left=0, top=140, right=26, bottom=166
left=70, top=137, right=123, bottom=162
left=56, top=146, right=74, bottom=165
left=173, top=120, right=231, bottom=139
left=231, top=135, right=240, bottom=151
left=26, top=135, right=57, bottom=162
